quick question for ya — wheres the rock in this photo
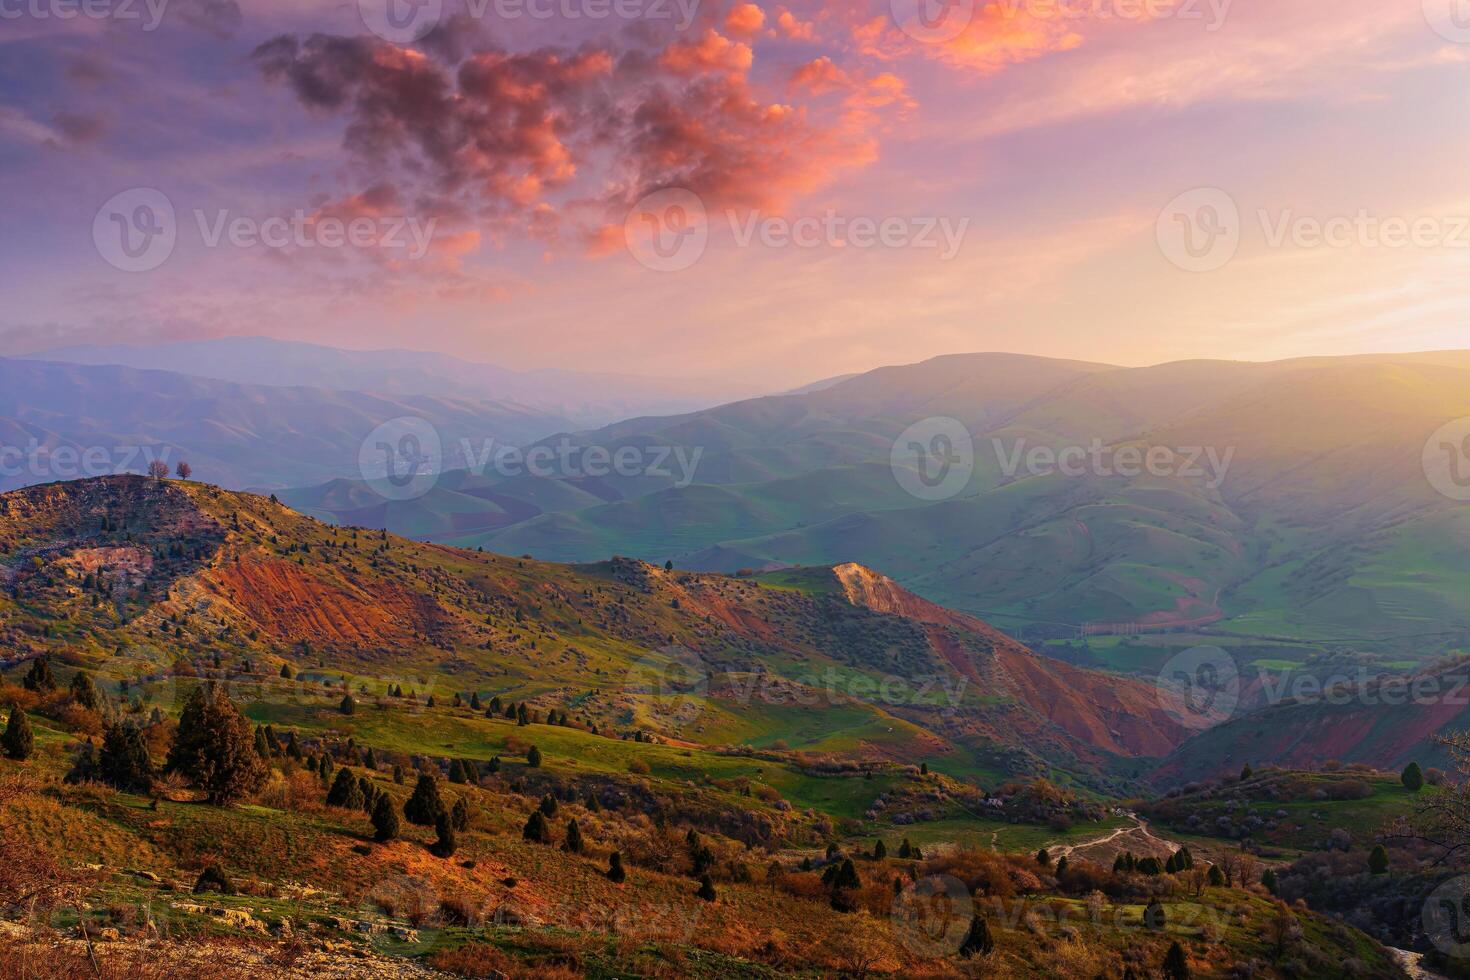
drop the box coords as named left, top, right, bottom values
left=128, top=869, right=162, bottom=883
left=95, top=928, right=121, bottom=942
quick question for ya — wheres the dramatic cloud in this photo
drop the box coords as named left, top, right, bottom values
left=253, top=22, right=898, bottom=248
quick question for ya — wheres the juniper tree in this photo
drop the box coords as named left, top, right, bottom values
left=22, top=658, right=57, bottom=693
left=696, top=875, right=716, bottom=902
left=99, top=722, right=153, bottom=793
left=430, top=812, right=457, bottom=858
left=563, top=818, right=585, bottom=854
left=539, top=793, right=558, bottom=817
left=959, top=916, right=994, bottom=958
left=69, top=671, right=101, bottom=712
left=327, top=767, right=364, bottom=809
left=1162, top=941, right=1189, bottom=980
left=526, top=745, right=542, bottom=768
left=2, top=704, right=34, bottom=761
left=339, top=694, right=355, bottom=715
left=166, top=685, right=267, bottom=805
left=451, top=796, right=470, bottom=832
left=404, top=773, right=446, bottom=826
left=1403, top=761, right=1425, bottom=793
left=607, top=851, right=627, bottom=883
left=372, top=792, right=400, bottom=842
left=523, top=810, right=551, bottom=844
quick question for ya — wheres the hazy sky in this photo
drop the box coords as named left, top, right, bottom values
left=3, top=0, right=1469, bottom=386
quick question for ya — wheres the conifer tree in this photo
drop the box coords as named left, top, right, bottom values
left=69, top=671, right=101, bottom=712
left=404, top=773, right=447, bottom=826
left=696, top=874, right=716, bottom=902
left=1163, top=941, right=1190, bottom=980
left=523, top=810, right=551, bottom=844
left=451, top=796, right=470, bottom=831
left=327, top=767, right=364, bottom=809
left=166, top=685, right=267, bottom=805
left=372, top=792, right=400, bottom=842
left=563, top=818, right=585, bottom=854
left=527, top=745, right=542, bottom=768
left=430, top=812, right=457, bottom=858
left=607, top=851, right=627, bottom=883
left=959, top=916, right=994, bottom=958
left=99, top=722, right=153, bottom=792
left=2, top=704, right=34, bottom=761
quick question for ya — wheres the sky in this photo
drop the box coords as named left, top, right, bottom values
left=2, top=0, right=1470, bottom=388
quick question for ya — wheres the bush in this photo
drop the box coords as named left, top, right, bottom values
left=193, top=864, right=235, bottom=895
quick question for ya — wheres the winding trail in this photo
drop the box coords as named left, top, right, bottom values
left=1047, top=813, right=1178, bottom=863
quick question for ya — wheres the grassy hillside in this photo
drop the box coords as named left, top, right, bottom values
left=0, top=475, right=1410, bottom=977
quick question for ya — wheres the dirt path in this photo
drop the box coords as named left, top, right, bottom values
left=1048, top=814, right=1179, bottom=864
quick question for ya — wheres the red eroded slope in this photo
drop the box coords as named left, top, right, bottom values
left=833, top=562, right=1191, bottom=758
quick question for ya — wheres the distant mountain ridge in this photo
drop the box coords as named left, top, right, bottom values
left=0, top=356, right=572, bottom=493
left=25, top=337, right=763, bottom=429
left=277, top=349, right=1470, bottom=666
